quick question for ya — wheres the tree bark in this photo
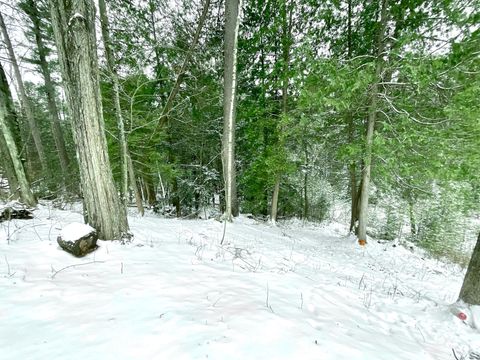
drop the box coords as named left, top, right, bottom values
left=357, top=0, right=388, bottom=243
left=408, top=197, right=416, bottom=235
left=0, top=137, right=19, bottom=198
left=0, top=12, right=48, bottom=173
left=222, top=0, right=242, bottom=220
left=346, top=1, right=358, bottom=232
left=303, top=148, right=309, bottom=220
left=127, top=150, right=144, bottom=216
left=270, top=0, right=291, bottom=223
left=24, top=0, right=70, bottom=178
left=348, top=114, right=359, bottom=233
left=0, top=99, right=36, bottom=207
left=459, top=233, right=480, bottom=305
left=271, top=179, right=280, bottom=223
left=49, top=0, right=129, bottom=239
left=98, top=0, right=129, bottom=208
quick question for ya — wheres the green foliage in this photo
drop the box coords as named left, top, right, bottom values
left=413, top=183, right=476, bottom=261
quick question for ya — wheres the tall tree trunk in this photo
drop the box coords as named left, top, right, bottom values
left=408, top=197, right=416, bottom=235
left=348, top=114, right=359, bottom=233
left=0, top=100, right=36, bottom=206
left=98, top=0, right=129, bottom=208
left=0, top=61, right=21, bottom=199
left=346, top=0, right=360, bottom=233
left=0, top=60, right=33, bottom=182
left=357, top=0, right=388, bottom=243
left=24, top=0, right=70, bottom=178
left=303, top=148, right=309, bottom=219
left=127, top=151, right=144, bottom=216
left=0, top=129, right=19, bottom=198
left=222, top=0, right=242, bottom=220
left=0, top=12, right=48, bottom=173
left=270, top=0, right=292, bottom=223
left=459, top=233, right=480, bottom=305
left=49, top=0, right=129, bottom=239
left=271, top=179, right=280, bottom=223
left=147, top=0, right=211, bottom=216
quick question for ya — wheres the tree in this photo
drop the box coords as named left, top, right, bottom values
left=19, top=0, right=71, bottom=181
left=459, top=233, right=480, bottom=305
left=223, top=0, right=242, bottom=220
left=49, top=0, right=129, bottom=239
left=356, top=0, right=389, bottom=243
left=98, top=0, right=144, bottom=215
left=0, top=11, right=48, bottom=173
left=270, top=0, right=292, bottom=223
left=0, top=63, right=36, bottom=206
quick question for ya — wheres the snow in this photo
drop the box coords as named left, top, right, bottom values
left=68, top=13, right=85, bottom=27
left=59, top=222, right=95, bottom=242
left=1, top=203, right=479, bottom=360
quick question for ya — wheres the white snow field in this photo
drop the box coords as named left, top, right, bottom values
left=1, top=203, right=479, bottom=360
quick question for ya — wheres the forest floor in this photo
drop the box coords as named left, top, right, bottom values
left=1, top=202, right=479, bottom=360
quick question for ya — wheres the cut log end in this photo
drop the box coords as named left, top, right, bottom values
left=57, top=222, right=98, bottom=257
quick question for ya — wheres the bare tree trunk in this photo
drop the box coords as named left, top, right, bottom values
left=459, top=233, right=480, bottom=305
left=0, top=12, right=48, bottom=173
left=24, top=0, right=70, bottom=178
left=348, top=114, right=359, bottom=233
left=143, top=174, right=156, bottom=206
left=98, top=0, right=129, bottom=207
left=271, top=179, right=280, bottom=223
left=270, top=0, right=292, bottom=223
left=346, top=0, right=359, bottom=234
left=357, top=0, right=388, bottom=243
left=0, top=130, right=19, bottom=198
left=0, top=101, right=36, bottom=206
left=222, top=0, right=242, bottom=220
left=408, top=197, right=416, bottom=235
left=303, top=148, right=309, bottom=219
left=127, top=150, right=144, bottom=216
left=49, top=0, right=129, bottom=239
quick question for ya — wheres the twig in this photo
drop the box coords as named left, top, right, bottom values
left=452, top=348, right=461, bottom=360
left=220, top=219, right=227, bottom=245
left=266, top=282, right=270, bottom=308
left=4, top=255, right=10, bottom=275
left=51, top=261, right=104, bottom=279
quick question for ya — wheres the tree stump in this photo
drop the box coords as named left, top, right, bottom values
left=57, top=222, right=98, bottom=257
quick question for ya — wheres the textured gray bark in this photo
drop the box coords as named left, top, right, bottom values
left=0, top=130, right=19, bottom=198
left=25, top=0, right=70, bottom=177
left=357, top=0, right=388, bottom=243
left=127, top=151, right=144, bottom=216
left=271, top=179, right=280, bottom=223
left=0, top=12, right=48, bottom=172
left=0, top=101, right=36, bottom=207
left=98, top=0, right=129, bottom=207
left=270, top=0, right=291, bottom=223
left=459, top=233, right=480, bottom=305
left=0, top=62, right=19, bottom=198
left=49, top=0, right=129, bottom=239
left=222, top=0, right=241, bottom=220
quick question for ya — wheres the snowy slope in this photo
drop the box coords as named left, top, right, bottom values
left=0, top=203, right=479, bottom=360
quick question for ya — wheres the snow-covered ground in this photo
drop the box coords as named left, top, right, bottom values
left=1, top=203, right=479, bottom=360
